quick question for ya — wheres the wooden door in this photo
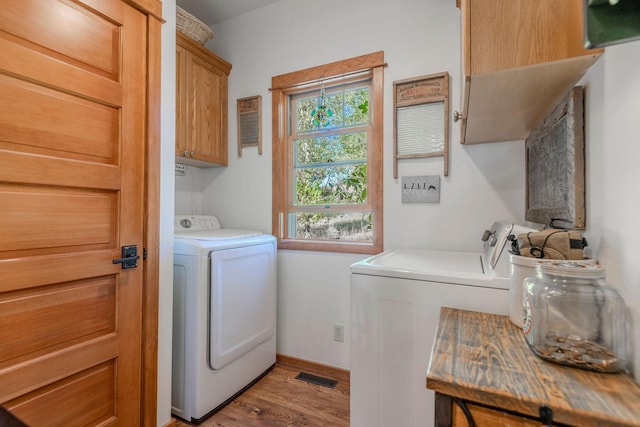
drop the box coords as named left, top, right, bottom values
left=0, top=0, right=147, bottom=425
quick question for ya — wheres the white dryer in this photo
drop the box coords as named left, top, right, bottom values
left=349, top=221, right=536, bottom=427
left=172, top=215, right=276, bottom=423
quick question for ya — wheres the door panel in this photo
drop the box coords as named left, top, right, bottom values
left=0, top=0, right=145, bottom=424
left=0, top=185, right=116, bottom=253
left=0, top=0, right=121, bottom=80
left=0, top=74, right=119, bottom=161
left=6, top=362, right=116, bottom=426
left=0, top=278, right=116, bottom=362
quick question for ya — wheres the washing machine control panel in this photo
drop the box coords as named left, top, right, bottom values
left=174, top=215, right=221, bottom=232
left=482, top=221, right=540, bottom=273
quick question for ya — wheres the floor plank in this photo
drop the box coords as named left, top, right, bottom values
left=175, top=363, right=349, bottom=427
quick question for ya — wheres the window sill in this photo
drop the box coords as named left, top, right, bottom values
left=277, top=239, right=382, bottom=255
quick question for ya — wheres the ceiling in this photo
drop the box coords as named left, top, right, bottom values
left=176, top=0, right=280, bottom=27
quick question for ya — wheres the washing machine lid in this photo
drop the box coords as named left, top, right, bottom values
left=350, top=248, right=502, bottom=286
left=175, top=228, right=262, bottom=240
left=174, top=214, right=263, bottom=240
left=351, top=249, right=485, bottom=280
left=174, top=231, right=275, bottom=255
left=353, top=248, right=482, bottom=274
left=173, top=214, right=274, bottom=255
left=350, top=221, right=538, bottom=289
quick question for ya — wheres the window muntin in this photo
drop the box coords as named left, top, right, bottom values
left=294, top=132, right=367, bottom=165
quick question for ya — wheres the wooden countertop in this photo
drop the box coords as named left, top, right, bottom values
left=426, top=307, right=640, bottom=427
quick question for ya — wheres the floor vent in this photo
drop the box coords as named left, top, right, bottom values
left=295, top=372, right=338, bottom=388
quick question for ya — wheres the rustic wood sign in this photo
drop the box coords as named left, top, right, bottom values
left=525, top=86, right=585, bottom=229
left=393, top=72, right=449, bottom=178
left=237, top=95, right=262, bottom=157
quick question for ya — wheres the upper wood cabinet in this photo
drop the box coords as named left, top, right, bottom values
left=176, top=32, right=232, bottom=166
left=456, top=0, right=603, bottom=144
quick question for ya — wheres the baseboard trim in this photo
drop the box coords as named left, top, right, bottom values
left=163, top=418, right=178, bottom=427
left=276, top=354, right=350, bottom=383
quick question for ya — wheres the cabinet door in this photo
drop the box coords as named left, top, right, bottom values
left=466, top=0, right=593, bottom=74
left=457, top=0, right=602, bottom=144
left=176, top=44, right=190, bottom=157
left=190, top=54, right=228, bottom=165
left=175, top=32, right=231, bottom=167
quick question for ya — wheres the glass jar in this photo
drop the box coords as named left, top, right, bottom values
left=523, top=262, right=627, bottom=373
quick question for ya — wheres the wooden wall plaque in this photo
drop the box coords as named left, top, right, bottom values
left=525, top=86, right=585, bottom=229
left=237, top=95, right=262, bottom=157
left=393, top=72, right=449, bottom=178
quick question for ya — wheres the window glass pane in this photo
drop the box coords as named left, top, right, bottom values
left=296, top=96, right=317, bottom=133
left=295, top=132, right=367, bottom=165
left=295, top=164, right=367, bottom=205
left=289, top=212, right=373, bottom=241
left=340, top=87, right=369, bottom=127
left=296, top=86, right=369, bottom=133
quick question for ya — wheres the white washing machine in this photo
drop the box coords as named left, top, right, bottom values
left=172, top=215, right=277, bottom=423
left=349, top=221, right=536, bottom=427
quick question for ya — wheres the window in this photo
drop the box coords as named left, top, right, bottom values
left=271, top=52, right=384, bottom=254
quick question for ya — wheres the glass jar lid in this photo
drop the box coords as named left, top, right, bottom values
left=536, top=261, right=606, bottom=279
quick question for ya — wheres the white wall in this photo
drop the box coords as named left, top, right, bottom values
left=159, top=0, right=176, bottom=425
left=581, top=42, right=640, bottom=380
left=174, top=0, right=526, bottom=371
left=169, top=0, right=640, bottom=388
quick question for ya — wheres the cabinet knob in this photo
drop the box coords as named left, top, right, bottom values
left=190, top=151, right=194, bottom=157
left=183, top=150, right=188, bottom=157
left=453, top=110, right=464, bottom=122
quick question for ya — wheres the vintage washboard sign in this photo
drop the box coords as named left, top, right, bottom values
left=237, top=95, right=262, bottom=157
left=525, top=86, right=585, bottom=229
left=393, top=72, right=450, bottom=178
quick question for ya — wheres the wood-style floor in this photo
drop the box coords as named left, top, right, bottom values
left=175, top=362, right=350, bottom=427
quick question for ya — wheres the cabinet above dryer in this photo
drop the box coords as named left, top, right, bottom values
left=176, top=32, right=232, bottom=166
left=455, top=0, right=603, bottom=144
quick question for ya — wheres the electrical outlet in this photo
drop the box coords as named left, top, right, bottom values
left=333, top=323, right=345, bottom=342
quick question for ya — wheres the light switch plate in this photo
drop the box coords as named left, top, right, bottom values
left=401, top=175, right=440, bottom=203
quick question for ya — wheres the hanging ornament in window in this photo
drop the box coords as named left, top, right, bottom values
left=311, top=83, right=333, bottom=128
